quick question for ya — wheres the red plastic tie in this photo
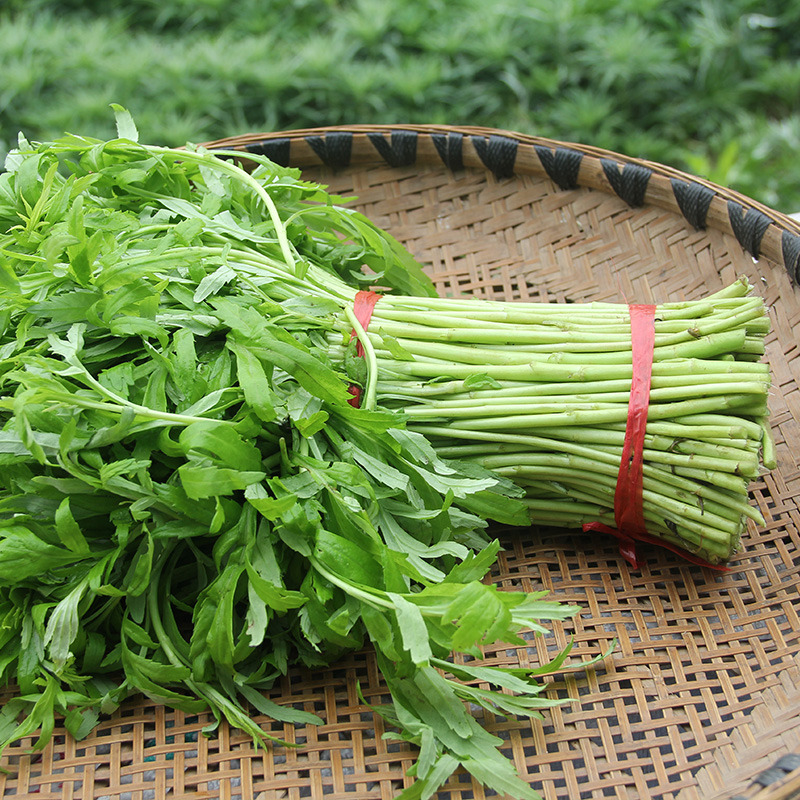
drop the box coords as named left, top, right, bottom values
left=347, top=290, right=382, bottom=407
left=582, top=304, right=728, bottom=571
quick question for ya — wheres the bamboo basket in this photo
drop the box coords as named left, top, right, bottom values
left=2, top=124, right=800, bottom=800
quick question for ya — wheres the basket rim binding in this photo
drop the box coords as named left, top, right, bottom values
left=203, top=123, right=800, bottom=287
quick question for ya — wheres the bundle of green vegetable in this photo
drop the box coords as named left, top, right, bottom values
left=0, top=112, right=771, bottom=797
left=328, top=280, right=773, bottom=566
left=0, top=115, right=604, bottom=799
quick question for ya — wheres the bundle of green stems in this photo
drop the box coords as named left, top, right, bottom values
left=325, top=277, right=773, bottom=564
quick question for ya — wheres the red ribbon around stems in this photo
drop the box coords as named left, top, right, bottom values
left=582, top=304, right=728, bottom=571
left=347, top=290, right=382, bottom=407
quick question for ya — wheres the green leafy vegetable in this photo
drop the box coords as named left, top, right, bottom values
left=0, top=119, right=591, bottom=799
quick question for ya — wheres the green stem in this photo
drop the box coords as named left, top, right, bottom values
left=310, top=558, right=393, bottom=609
left=41, top=388, right=237, bottom=428
left=147, top=574, right=186, bottom=671
left=407, top=394, right=758, bottom=433
left=343, top=305, right=379, bottom=410
left=383, top=354, right=767, bottom=384
left=146, top=145, right=300, bottom=277
left=518, top=476, right=734, bottom=559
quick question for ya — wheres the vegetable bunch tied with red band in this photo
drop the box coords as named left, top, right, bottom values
left=333, top=280, right=772, bottom=568
left=0, top=113, right=771, bottom=798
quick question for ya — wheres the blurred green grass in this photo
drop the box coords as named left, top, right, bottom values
left=2, top=0, right=800, bottom=210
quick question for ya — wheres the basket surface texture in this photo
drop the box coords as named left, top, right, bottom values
left=2, top=125, right=800, bottom=800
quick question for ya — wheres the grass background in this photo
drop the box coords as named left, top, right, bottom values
left=2, top=0, right=799, bottom=210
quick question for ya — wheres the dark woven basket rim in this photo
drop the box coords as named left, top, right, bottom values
left=206, top=123, right=800, bottom=285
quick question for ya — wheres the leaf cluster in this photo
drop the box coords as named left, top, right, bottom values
left=0, top=124, right=585, bottom=799
left=2, top=0, right=800, bottom=209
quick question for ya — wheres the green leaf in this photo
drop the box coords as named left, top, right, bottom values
left=101, top=279, right=157, bottom=322
left=389, top=593, right=432, bottom=665
left=444, top=581, right=514, bottom=651
left=54, top=498, right=90, bottom=554
left=438, top=658, right=551, bottom=694
left=230, top=341, right=278, bottom=423
left=43, top=581, right=86, bottom=671
left=121, top=644, right=204, bottom=711
left=193, top=264, right=236, bottom=303
left=15, top=678, right=59, bottom=751
left=236, top=682, right=323, bottom=726
left=395, top=665, right=485, bottom=743
left=13, top=150, right=44, bottom=209
left=442, top=540, right=501, bottom=584
left=110, top=104, right=139, bottom=143
left=416, top=725, right=439, bottom=780
left=463, top=373, right=503, bottom=390
left=245, top=484, right=297, bottom=521
left=339, top=208, right=436, bottom=298
left=360, top=603, right=400, bottom=660
left=313, top=529, right=382, bottom=588
left=245, top=557, right=306, bottom=614
left=110, top=315, right=168, bottom=346
left=179, top=421, right=263, bottom=472
left=343, top=338, right=368, bottom=385
left=349, top=444, right=409, bottom=491
left=286, top=387, right=329, bottom=437
left=245, top=583, right=269, bottom=647
left=400, top=458, right=497, bottom=499
left=453, top=682, right=563, bottom=718
left=380, top=334, right=416, bottom=361
left=396, top=754, right=460, bottom=800
left=98, top=458, right=151, bottom=485
left=121, top=617, right=159, bottom=649
left=281, top=297, right=340, bottom=318
left=456, top=488, right=531, bottom=526
left=178, top=464, right=266, bottom=499
left=215, top=299, right=351, bottom=407
left=64, top=706, right=100, bottom=741
left=123, top=532, right=154, bottom=597
left=460, top=756, right=542, bottom=800
left=28, top=290, right=101, bottom=326
left=0, top=526, right=83, bottom=584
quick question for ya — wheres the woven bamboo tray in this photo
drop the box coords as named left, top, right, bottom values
left=3, top=124, right=800, bottom=800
